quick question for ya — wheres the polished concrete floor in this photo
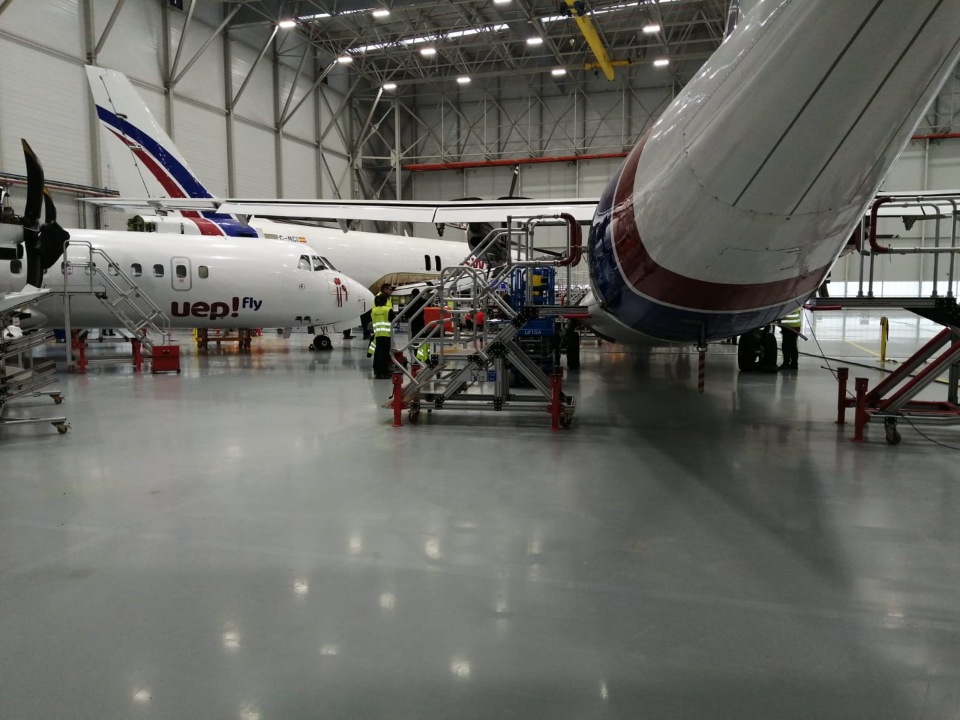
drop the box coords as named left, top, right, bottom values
left=1, top=312, right=959, bottom=719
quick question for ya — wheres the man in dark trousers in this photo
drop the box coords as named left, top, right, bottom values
left=371, top=294, right=393, bottom=378
left=362, top=283, right=394, bottom=339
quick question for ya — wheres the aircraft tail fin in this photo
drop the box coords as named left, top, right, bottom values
left=85, top=65, right=212, bottom=200
left=723, top=0, right=741, bottom=42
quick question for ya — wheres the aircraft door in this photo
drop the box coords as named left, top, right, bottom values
left=171, top=257, right=191, bottom=291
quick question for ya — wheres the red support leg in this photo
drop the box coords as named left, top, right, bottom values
left=71, top=330, right=87, bottom=374
left=697, top=349, right=706, bottom=394
left=836, top=367, right=849, bottom=425
left=550, top=369, right=563, bottom=431
left=853, top=377, right=869, bottom=443
left=132, top=338, right=143, bottom=373
left=392, top=372, right=404, bottom=427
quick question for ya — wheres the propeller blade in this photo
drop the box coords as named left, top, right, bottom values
left=42, top=189, right=57, bottom=224
left=21, top=139, right=44, bottom=229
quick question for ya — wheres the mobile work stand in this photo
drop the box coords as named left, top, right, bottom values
left=385, top=213, right=588, bottom=430
left=832, top=298, right=960, bottom=445
left=1, top=288, right=68, bottom=434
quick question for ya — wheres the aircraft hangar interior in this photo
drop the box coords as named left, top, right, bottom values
left=2, top=0, right=960, bottom=717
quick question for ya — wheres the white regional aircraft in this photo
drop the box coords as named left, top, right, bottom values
left=85, top=66, right=502, bottom=291
left=0, top=142, right=372, bottom=345
left=150, top=0, right=959, bottom=348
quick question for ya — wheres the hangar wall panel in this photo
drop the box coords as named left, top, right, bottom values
left=318, top=87, right=349, bottom=162
left=278, top=65, right=316, bottom=142
left=94, top=0, right=165, bottom=88
left=319, top=153, right=352, bottom=200
left=234, top=121, right=277, bottom=197
left=167, top=21, right=225, bottom=109
left=282, top=137, right=318, bottom=198
left=173, top=102, right=228, bottom=197
left=0, top=43, right=91, bottom=185
left=0, top=0, right=83, bottom=61
left=230, top=42, right=276, bottom=129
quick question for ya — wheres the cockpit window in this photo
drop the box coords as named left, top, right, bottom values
left=321, top=256, right=338, bottom=271
left=312, top=256, right=326, bottom=271
left=298, top=255, right=311, bottom=270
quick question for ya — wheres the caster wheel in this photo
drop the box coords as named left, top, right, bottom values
left=277, top=328, right=284, bottom=335
left=54, top=423, right=70, bottom=434
left=884, top=419, right=901, bottom=445
left=559, top=414, right=573, bottom=429
left=53, top=395, right=63, bottom=405
left=408, top=410, right=420, bottom=424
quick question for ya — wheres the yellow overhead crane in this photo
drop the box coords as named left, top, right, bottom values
left=564, top=0, right=616, bottom=80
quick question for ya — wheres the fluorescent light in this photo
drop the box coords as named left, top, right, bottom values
left=420, top=47, right=436, bottom=56
left=372, top=9, right=390, bottom=17
left=456, top=76, right=471, bottom=84
left=526, top=36, right=543, bottom=46
left=642, top=23, right=660, bottom=33
left=278, top=19, right=296, bottom=28
left=494, top=0, right=511, bottom=3
left=653, top=58, right=669, bottom=67
left=383, top=82, right=397, bottom=90
left=336, top=55, right=353, bottom=64
left=551, top=68, right=566, bottom=76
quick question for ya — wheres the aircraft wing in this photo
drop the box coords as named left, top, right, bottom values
left=215, top=198, right=599, bottom=224
left=1, top=286, right=49, bottom=315
left=80, top=198, right=221, bottom=212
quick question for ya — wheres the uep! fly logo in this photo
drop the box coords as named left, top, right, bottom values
left=171, top=296, right=262, bottom=320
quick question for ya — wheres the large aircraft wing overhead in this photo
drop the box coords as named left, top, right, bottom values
left=215, top=198, right=598, bottom=224
left=79, top=198, right=221, bottom=212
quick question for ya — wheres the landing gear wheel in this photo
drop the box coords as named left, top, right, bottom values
left=884, top=418, right=901, bottom=445
left=312, top=335, right=333, bottom=351
left=737, top=333, right=759, bottom=371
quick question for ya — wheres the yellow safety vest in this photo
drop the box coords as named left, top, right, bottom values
left=371, top=305, right=392, bottom=337
left=781, top=307, right=802, bottom=329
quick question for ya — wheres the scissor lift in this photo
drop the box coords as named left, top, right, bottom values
left=385, top=213, right=587, bottom=430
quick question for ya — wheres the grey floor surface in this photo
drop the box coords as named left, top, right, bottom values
left=1, top=311, right=959, bottom=719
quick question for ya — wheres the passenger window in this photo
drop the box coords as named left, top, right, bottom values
left=436, top=256, right=442, bottom=271
left=424, top=254, right=431, bottom=271
left=321, top=256, right=338, bottom=271
left=131, top=263, right=142, bottom=277
left=176, top=264, right=187, bottom=279
left=108, top=264, right=119, bottom=276
left=198, top=265, right=209, bottom=279
left=153, top=264, right=164, bottom=278
left=10, top=259, right=21, bottom=274
left=298, top=255, right=311, bottom=270
left=312, top=256, right=326, bottom=271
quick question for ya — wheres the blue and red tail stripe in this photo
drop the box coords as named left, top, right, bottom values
left=98, top=106, right=257, bottom=238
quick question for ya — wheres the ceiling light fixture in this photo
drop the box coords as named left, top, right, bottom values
left=336, top=55, right=353, bottom=64
left=551, top=68, right=566, bottom=76
left=383, top=82, right=397, bottom=90
left=372, top=9, right=390, bottom=17
left=526, top=36, right=543, bottom=46
left=420, top=47, right=436, bottom=57
left=493, top=0, right=511, bottom=3
left=653, top=58, right=670, bottom=67
left=278, top=19, right=296, bottom=28
left=642, top=23, right=660, bottom=33
left=456, top=76, right=471, bottom=84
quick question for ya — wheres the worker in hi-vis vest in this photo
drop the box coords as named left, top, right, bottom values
left=779, top=306, right=802, bottom=370
left=371, top=293, right=393, bottom=378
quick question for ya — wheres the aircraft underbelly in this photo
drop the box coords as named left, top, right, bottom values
left=588, top=0, right=960, bottom=343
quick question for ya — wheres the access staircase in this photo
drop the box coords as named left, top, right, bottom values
left=386, top=213, right=587, bottom=429
left=58, top=240, right=171, bottom=370
left=820, top=193, right=960, bottom=444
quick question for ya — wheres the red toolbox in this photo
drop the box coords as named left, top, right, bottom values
left=151, top=345, right=181, bottom=374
